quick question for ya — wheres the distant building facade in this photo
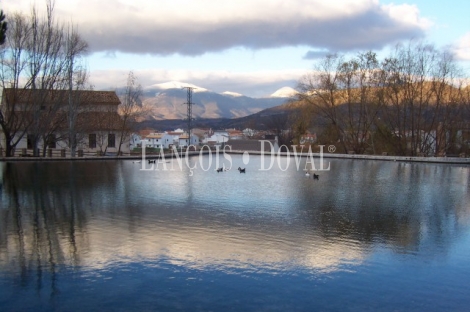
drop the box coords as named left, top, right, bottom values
left=0, top=88, right=130, bottom=156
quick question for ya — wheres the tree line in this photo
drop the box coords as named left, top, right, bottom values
left=0, top=1, right=143, bottom=157
left=297, top=42, right=470, bottom=156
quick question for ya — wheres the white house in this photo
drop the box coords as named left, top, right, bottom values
left=129, top=133, right=142, bottom=150
left=178, top=133, right=200, bottom=147
left=144, top=132, right=173, bottom=149
left=203, top=130, right=229, bottom=145
left=165, top=129, right=184, bottom=146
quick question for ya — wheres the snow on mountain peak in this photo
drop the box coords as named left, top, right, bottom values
left=222, top=91, right=243, bottom=97
left=270, top=87, right=298, bottom=98
left=147, top=81, right=208, bottom=93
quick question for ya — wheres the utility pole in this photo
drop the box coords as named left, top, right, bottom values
left=183, top=87, right=195, bottom=147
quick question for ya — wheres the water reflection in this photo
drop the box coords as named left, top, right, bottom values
left=0, top=157, right=469, bottom=310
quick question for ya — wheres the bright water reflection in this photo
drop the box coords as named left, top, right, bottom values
left=0, top=156, right=469, bottom=311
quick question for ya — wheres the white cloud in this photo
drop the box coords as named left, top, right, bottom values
left=3, top=0, right=434, bottom=96
left=453, top=32, right=470, bottom=61
left=382, top=3, right=432, bottom=29
left=4, top=0, right=431, bottom=55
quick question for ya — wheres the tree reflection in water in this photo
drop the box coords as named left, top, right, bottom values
left=0, top=161, right=120, bottom=300
left=0, top=158, right=469, bottom=310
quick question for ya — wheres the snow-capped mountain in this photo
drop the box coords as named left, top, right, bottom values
left=222, top=91, right=244, bottom=97
left=138, top=81, right=290, bottom=120
left=270, top=86, right=299, bottom=98
left=146, top=81, right=208, bottom=93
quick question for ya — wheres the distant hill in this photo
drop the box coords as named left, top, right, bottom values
left=138, top=81, right=297, bottom=120
left=137, top=96, right=305, bottom=131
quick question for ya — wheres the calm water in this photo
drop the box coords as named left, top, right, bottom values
left=0, top=155, right=469, bottom=311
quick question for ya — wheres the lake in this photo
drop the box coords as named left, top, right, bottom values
left=0, top=154, right=469, bottom=311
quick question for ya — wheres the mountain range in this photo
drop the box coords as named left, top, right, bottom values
left=140, top=81, right=298, bottom=120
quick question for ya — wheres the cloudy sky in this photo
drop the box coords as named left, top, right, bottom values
left=3, top=0, right=470, bottom=97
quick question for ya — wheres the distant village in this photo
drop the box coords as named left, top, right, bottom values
left=0, top=86, right=467, bottom=159
left=0, top=87, right=316, bottom=158
left=131, top=128, right=317, bottom=153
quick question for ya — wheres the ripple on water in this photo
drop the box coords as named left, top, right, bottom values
left=0, top=159, right=470, bottom=311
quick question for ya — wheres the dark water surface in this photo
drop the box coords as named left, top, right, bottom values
left=0, top=156, right=469, bottom=311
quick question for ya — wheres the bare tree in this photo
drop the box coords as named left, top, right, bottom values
left=0, top=13, right=33, bottom=156
left=298, top=52, right=383, bottom=154
left=0, top=1, right=88, bottom=157
left=299, top=54, right=349, bottom=151
left=380, top=41, right=462, bottom=156
left=298, top=53, right=348, bottom=152
left=299, top=42, right=465, bottom=156
left=335, top=51, right=383, bottom=154
left=65, top=25, right=88, bottom=157
left=27, top=2, right=69, bottom=156
left=117, top=71, right=143, bottom=155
